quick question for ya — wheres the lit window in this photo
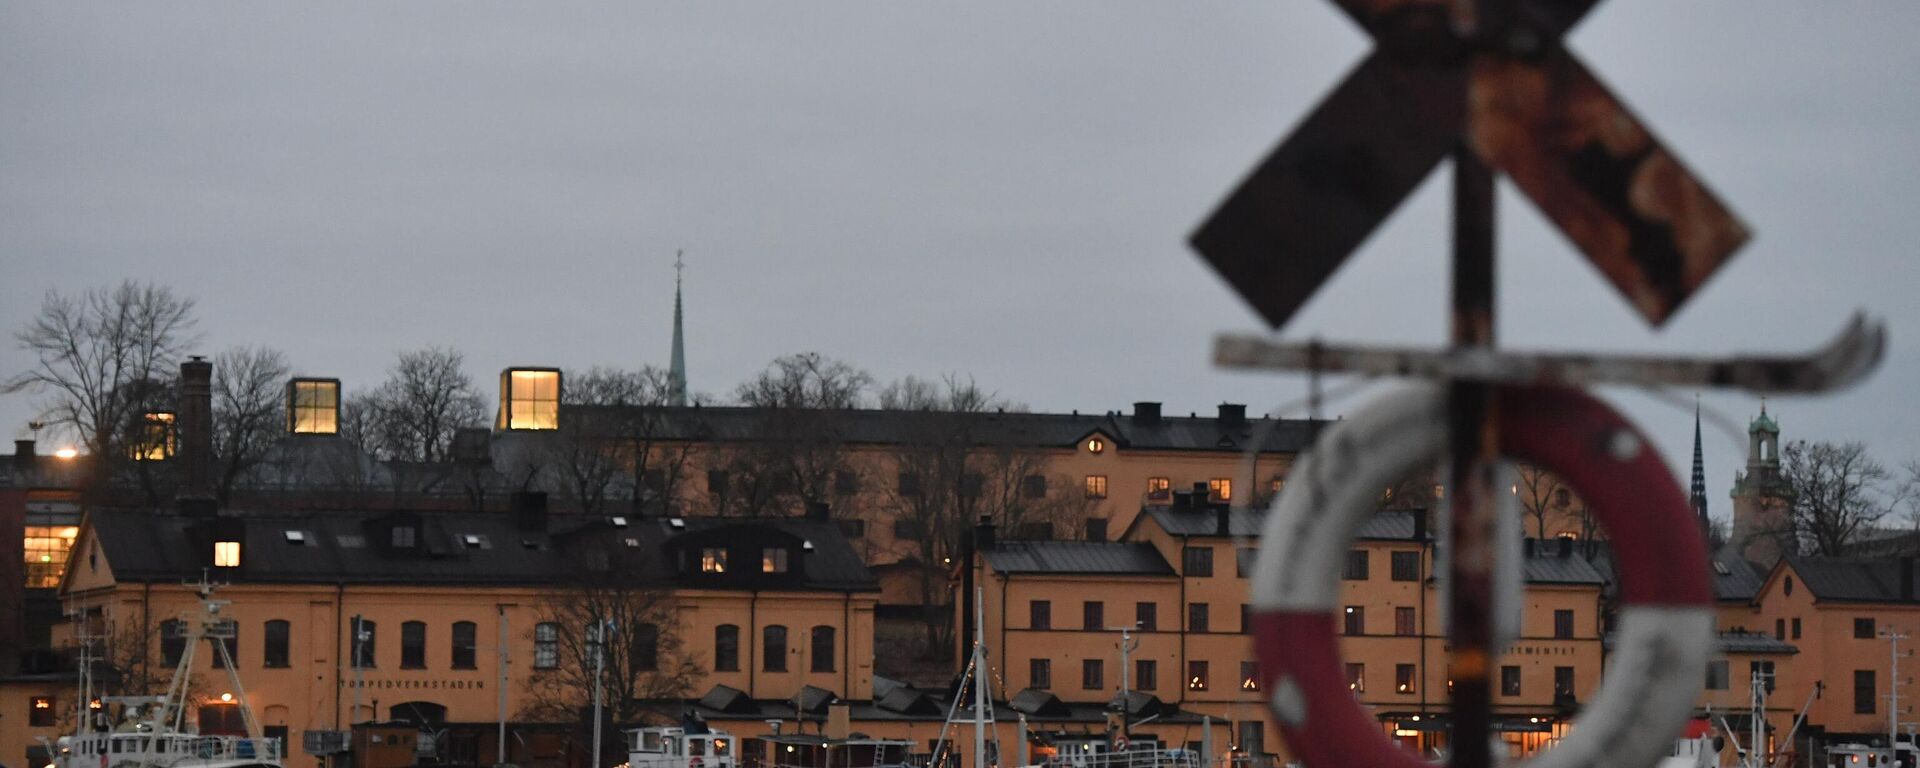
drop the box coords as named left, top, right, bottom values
left=23, top=526, right=79, bottom=588
left=1208, top=478, right=1231, bottom=501
left=133, top=411, right=175, bottom=461
left=1146, top=477, right=1170, bottom=497
left=1084, top=475, right=1108, bottom=499
left=1188, top=661, right=1209, bottom=691
left=213, top=541, right=241, bottom=568
left=287, top=378, right=341, bottom=434
left=498, top=368, right=562, bottom=431
left=1396, top=664, right=1416, bottom=693
left=30, top=696, right=56, bottom=726
left=1086, top=437, right=1105, bottom=454
left=762, top=548, right=789, bottom=574
left=702, top=548, right=728, bottom=574
left=1240, top=661, right=1261, bottom=691
left=1346, top=663, right=1365, bottom=692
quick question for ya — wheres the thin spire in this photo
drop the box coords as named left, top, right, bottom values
left=1690, top=395, right=1709, bottom=527
left=667, top=251, right=689, bottom=407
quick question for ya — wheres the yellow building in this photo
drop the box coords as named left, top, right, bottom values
left=1, top=497, right=877, bottom=768
left=961, top=493, right=1610, bottom=764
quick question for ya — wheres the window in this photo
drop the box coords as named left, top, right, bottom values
left=1775, top=619, right=1786, bottom=641
left=1554, top=610, right=1574, bottom=639
left=498, top=368, right=561, bottom=430
left=1189, top=603, right=1210, bottom=633
left=1345, top=663, right=1364, bottom=692
left=1705, top=660, right=1730, bottom=690
left=1341, top=550, right=1368, bottom=580
left=1183, top=546, right=1214, bottom=577
left=452, top=621, right=477, bottom=670
left=288, top=378, right=341, bottom=434
left=1086, top=437, right=1105, bottom=454
left=22, top=525, right=79, bottom=589
left=1137, top=659, right=1157, bottom=691
left=1208, top=478, right=1231, bottom=501
left=1147, top=477, right=1171, bottom=496
left=715, top=625, right=740, bottom=672
left=701, top=548, right=728, bottom=574
left=1554, top=667, right=1575, bottom=702
left=352, top=618, right=378, bottom=669
left=627, top=622, right=659, bottom=671
left=133, top=411, right=175, bottom=461
left=264, top=620, right=291, bottom=668
left=834, top=470, right=859, bottom=495
left=1022, top=474, right=1047, bottom=498
left=401, top=621, right=427, bottom=669
left=1240, top=661, right=1260, bottom=691
left=1752, top=660, right=1776, bottom=692
left=161, top=619, right=186, bottom=667
left=1136, top=602, right=1157, bottom=631
left=1857, top=617, right=1877, bottom=639
left=1085, top=518, right=1108, bottom=541
left=391, top=526, right=417, bottom=549
left=763, top=626, right=789, bottom=672
left=214, top=540, right=242, bottom=568
left=897, top=472, right=923, bottom=497
left=1081, top=658, right=1106, bottom=690
left=1083, top=601, right=1104, bottom=631
left=810, top=626, right=835, bottom=672
left=1031, top=659, right=1051, bottom=689
left=1857, top=669, right=1877, bottom=714
left=533, top=623, right=559, bottom=669
left=1390, top=551, right=1420, bottom=581
left=30, top=696, right=56, bottom=727
left=1343, top=606, right=1364, bottom=636
left=762, top=548, right=789, bottom=574
left=1395, top=607, right=1416, bottom=637
left=1785, top=575, right=1794, bottom=596
left=1500, top=666, right=1521, bottom=696
left=1084, top=475, right=1108, bottom=499
left=1396, top=664, right=1416, bottom=693
left=1030, top=601, right=1052, bottom=630
left=1236, top=548, right=1257, bottom=577
left=1792, top=617, right=1802, bottom=640
left=1188, top=661, right=1209, bottom=691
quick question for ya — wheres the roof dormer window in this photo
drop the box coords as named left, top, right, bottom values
left=762, top=548, right=789, bottom=574
left=701, top=548, right=727, bottom=574
left=610, top=516, right=628, bottom=528
left=288, top=378, right=341, bottom=434
left=133, top=412, right=175, bottom=461
left=283, top=531, right=308, bottom=545
left=461, top=534, right=490, bottom=550
left=498, top=368, right=561, bottom=431
left=213, top=540, right=241, bottom=568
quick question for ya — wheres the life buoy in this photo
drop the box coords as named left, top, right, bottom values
left=1250, top=384, right=1713, bottom=768
left=1113, top=735, right=1130, bottom=752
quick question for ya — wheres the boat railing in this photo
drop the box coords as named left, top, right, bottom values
left=1042, top=747, right=1203, bottom=768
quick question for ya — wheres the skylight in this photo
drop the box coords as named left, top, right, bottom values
left=610, top=516, right=628, bottom=528
left=284, top=531, right=307, bottom=545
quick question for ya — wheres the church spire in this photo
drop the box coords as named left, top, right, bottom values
left=667, top=251, right=689, bottom=407
left=1690, top=395, right=1709, bottom=529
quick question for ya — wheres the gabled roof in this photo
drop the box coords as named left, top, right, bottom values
left=77, top=506, right=876, bottom=591
left=1777, top=554, right=1920, bottom=604
left=1718, top=631, right=1798, bottom=655
left=1709, top=548, right=1769, bottom=603
left=983, top=541, right=1175, bottom=576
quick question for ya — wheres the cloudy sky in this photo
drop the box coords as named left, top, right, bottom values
left=4, top=2, right=1917, bottom=523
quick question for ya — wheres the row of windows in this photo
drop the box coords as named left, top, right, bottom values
left=696, top=471, right=1250, bottom=504
left=1027, top=659, right=1261, bottom=692
left=697, top=547, right=790, bottom=574
left=1030, top=600, right=1578, bottom=640
left=161, top=619, right=485, bottom=670
left=1341, top=550, right=1423, bottom=582
left=1031, top=601, right=1161, bottom=631
left=1172, top=547, right=1422, bottom=581
left=1340, top=664, right=1575, bottom=699
left=1337, top=606, right=1575, bottom=639
left=708, top=624, right=836, bottom=673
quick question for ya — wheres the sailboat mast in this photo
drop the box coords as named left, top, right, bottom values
left=972, top=588, right=987, bottom=768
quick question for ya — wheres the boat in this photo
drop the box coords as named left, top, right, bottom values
left=625, top=725, right=738, bottom=768
left=46, top=579, right=283, bottom=768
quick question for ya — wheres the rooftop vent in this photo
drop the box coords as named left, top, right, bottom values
left=803, top=540, right=815, bottom=551
left=284, top=531, right=307, bottom=545
left=668, top=518, right=686, bottom=529
left=460, top=534, right=490, bottom=550
left=610, top=516, right=628, bottom=528
left=1132, top=402, right=1162, bottom=425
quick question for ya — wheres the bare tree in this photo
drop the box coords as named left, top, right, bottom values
left=7, top=281, right=198, bottom=485
left=706, top=353, right=871, bottom=517
left=211, top=346, right=291, bottom=504
left=520, top=556, right=701, bottom=753
left=1780, top=440, right=1906, bottom=556
left=358, top=347, right=487, bottom=462
left=1514, top=465, right=1589, bottom=540
left=520, top=366, right=695, bottom=516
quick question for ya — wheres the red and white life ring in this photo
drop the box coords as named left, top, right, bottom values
left=1249, top=384, right=1713, bottom=768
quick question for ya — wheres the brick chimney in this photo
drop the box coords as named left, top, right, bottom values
left=177, top=356, right=216, bottom=508
left=1217, top=403, right=1248, bottom=428
left=1131, top=402, right=1162, bottom=426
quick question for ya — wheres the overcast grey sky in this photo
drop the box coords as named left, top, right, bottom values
left=4, top=2, right=1917, bottom=523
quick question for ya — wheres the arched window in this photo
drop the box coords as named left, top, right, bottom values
left=263, top=620, right=291, bottom=668
left=714, top=625, right=740, bottom=672
left=451, top=621, right=477, bottom=669
left=161, top=619, right=186, bottom=667
left=534, top=622, right=559, bottom=669
left=810, top=626, right=836, bottom=673
left=631, top=623, right=660, bottom=672
left=401, top=621, right=427, bottom=669
left=763, top=625, right=788, bottom=672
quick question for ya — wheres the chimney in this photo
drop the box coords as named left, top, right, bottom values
left=1559, top=537, right=1573, bottom=558
left=1215, top=505, right=1231, bottom=537
left=973, top=514, right=996, bottom=553
left=806, top=501, right=831, bottom=521
left=1523, top=539, right=1535, bottom=558
left=511, top=491, right=549, bottom=532
left=177, top=356, right=215, bottom=503
left=1217, top=403, right=1247, bottom=428
left=1194, top=481, right=1211, bottom=504
left=1902, top=557, right=1915, bottom=602
left=12, top=440, right=33, bottom=475
left=1132, top=402, right=1162, bottom=426
left=1411, top=509, right=1428, bottom=542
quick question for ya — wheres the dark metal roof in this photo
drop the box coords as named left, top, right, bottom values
left=82, top=507, right=877, bottom=592
left=983, top=541, right=1174, bottom=576
left=563, top=405, right=1324, bottom=454
left=1518, top=542, right=1608, bottom=586
left=1141, top=506, right=1262, bottom=538
left=1718, top=631, right=1799, bottom=655
left=1710, top=547, right=1769, bottom=603
left=1785, top=555, right=1920, bottom=604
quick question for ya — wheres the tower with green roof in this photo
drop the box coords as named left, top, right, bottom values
left=1731, top=401, right=1794, bottom=565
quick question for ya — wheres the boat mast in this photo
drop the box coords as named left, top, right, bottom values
left=1888, top=630, right=1909, bottom=751
left=972, top=588, right=987, bottom=768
